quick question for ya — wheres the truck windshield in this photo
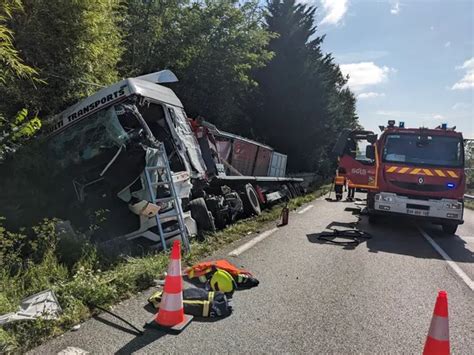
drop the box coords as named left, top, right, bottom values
left=48, top=105, right=134, bottom=169
left=382, top=133, right=463, bottom=167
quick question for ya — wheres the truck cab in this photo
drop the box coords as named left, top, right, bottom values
left=334, top=121, right=465, bottom=234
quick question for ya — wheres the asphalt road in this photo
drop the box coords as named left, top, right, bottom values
left=31, top=194, right=474, bottom=354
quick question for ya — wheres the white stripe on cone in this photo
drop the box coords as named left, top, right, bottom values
left=167, top=259, right=181, bottom=276
left=427, top=315, right=449, bottom=341
left=160, top=292, right=183, bottom=312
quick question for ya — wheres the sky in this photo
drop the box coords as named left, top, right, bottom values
left=302, top=0, right=473, bottom=139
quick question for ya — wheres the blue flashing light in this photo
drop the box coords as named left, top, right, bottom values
left=399, top=121, right=405, bottom=128
left=441, top=123, right=447, bottom=129
left=447, top=183, right=455, bottom=189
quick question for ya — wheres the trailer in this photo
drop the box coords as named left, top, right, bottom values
left=5, top=71, right=302, bottom=250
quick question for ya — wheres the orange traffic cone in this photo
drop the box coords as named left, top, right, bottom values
left=423, top=290, right=450, bottom=355
left=145, top=240, right=193, bottom=332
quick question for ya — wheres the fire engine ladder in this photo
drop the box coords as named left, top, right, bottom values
left=144, top=144, right=190, bottom=252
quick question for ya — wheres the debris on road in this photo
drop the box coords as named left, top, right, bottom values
left=149, top=288, right=233, bottom=319
left=185, top=259, right=260, bottom=290
left=309, top=229, right=372, bottom=247
left=0, top=290, right=61, bottom=325
left=277, top=203, right=289, bottom=227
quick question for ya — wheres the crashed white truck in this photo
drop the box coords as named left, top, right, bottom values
left=30, top=71, right=302, bottom=250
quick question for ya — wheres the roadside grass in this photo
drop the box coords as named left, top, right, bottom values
left=465, top=199, right=474, bottom=210
left=0, top=184, right=330, bottom=353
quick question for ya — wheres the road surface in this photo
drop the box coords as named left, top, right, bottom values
left=31, top=194, right=474, bottom=354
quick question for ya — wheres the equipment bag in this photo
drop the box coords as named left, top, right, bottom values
left=185, top=259, right=259, bottom=290
left=148, top=288, right=232, bottom=318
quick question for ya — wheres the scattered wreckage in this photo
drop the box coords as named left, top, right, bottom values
left=3, top=70, right=302, bottom=250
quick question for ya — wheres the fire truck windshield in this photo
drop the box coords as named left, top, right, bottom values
left=382, top=133, right=463, bottom=168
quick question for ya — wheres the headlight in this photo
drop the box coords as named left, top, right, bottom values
left=445, top=202, right=462, bottom=210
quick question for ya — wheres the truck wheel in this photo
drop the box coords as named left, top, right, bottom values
left=441, top=223, right=458, bottom=235
left=189, top=198, right=216, bottom=233
left=291, top=183, right=302, bottom=197
left=241, top=184, right=261, bottom=216
left=288, top=184, right=298, bottom=198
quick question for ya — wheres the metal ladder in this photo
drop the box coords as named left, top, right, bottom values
left=144, top=144, right=190, bottom=252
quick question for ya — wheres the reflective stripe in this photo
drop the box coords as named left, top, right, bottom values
left=203, top=301, right=209, bottom=317
left=423, top=169, right=434, bottom=176
left=160, top=292, right=183, bottom=312
left=387, top=166, right=397, bottom=173
left=447, top=170, right=458, bottom=178
left=427, top=315, right=449, bottom=341
left=168, top=259, right=181, bottom=276
left=398, top=167, right=410, bottom=174
left=410, top=168, right=422, bottom=175
left=435, top=169, right=446, bottom=177
left=335, top=176, right=345, bottom=185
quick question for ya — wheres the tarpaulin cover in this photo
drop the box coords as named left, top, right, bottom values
left=0, top=290, right=62, bottom=324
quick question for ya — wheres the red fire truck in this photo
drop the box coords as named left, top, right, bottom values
left=333, top=120, right=465, bottom=234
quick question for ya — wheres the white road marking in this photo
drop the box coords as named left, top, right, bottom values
left=228, top=228, right=278, bottom=257
left=460, top=236, right=474, bottom=242
left=298, top=205, right=314, bottom=214
left=417, top=226, right=474, bottom=292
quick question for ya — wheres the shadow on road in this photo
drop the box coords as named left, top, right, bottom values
left=93, top=315, right=142, bottom=337
left=308, top=198, right=473, bottom=263
left=115, top=328, right=167, bottom=354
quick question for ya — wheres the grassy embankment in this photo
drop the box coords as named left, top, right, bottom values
left=0, top=184, right=331, bottom=352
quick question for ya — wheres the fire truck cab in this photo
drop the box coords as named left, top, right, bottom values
left=334, top=120, right=465, bottom=234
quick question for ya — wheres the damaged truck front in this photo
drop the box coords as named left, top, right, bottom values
left=27, top=71, right=223, bottom=249
left=1, top=70, right=301, bottom=252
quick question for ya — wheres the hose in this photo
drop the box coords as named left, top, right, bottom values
left=317, top=229, right=372, bottom=247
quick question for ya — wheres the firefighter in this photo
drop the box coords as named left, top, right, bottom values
left=334, top=168, right=346, bottom=201
left=346, top=179, right=355, bottom=202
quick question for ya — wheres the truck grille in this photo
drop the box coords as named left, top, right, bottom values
left=389, top=180, right=448, bottom=192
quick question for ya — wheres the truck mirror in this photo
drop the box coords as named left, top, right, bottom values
left=332, top=129, right=352, bottom=156
left=367, top=134, right=378, bottom=144
left=366, top=145, right=376, bottom=160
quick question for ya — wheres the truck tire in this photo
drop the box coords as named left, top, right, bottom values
left=291, top=183, right=302, bottom=197
left=441, top=223, right=458, bottom=235
left=189, top=198, right=216, bottom=233
left=241, top=184, right=261, bottom=216
left=288, top=184, right=298, bottom=198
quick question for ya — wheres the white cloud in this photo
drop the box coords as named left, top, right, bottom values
left=358, top=92, right=386, bottom=99
left=340, top=62, right=394, bottom=92
left=451, top=57, right=474, bottom=90
left=375, top=110, right=444, bottom=121
left=320, top=0, right=348, bottom=25
left=430, top=26, right=435, bottom=31
left=444, top=41, right=451, bottom=48
left=452, top=102, right=471, bottom=110
left=390, top=1, right=400, bottom=15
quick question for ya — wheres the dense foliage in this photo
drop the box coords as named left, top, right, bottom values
left=0, top=0, right=357, bottom=174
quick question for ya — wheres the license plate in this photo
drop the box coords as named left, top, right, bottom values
left=407, top=208, right=428, bottom=216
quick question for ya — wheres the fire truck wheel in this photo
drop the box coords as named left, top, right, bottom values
left=441, top=223, right=458, bottom=235
left=241, top=184, right=261, bottom=216
left=189, top=198, right=216, bottom=233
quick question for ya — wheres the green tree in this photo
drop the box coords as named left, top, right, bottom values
left=120, top=0, right=273, bottom=130
left=249, top=0, right=358, bottom=173
left=0, top=0, right=37, bottom=84
left=1, top=0, right=123, bottom=116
